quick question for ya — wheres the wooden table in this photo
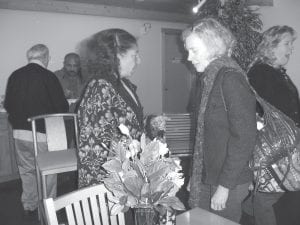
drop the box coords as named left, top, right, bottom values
left=176, top=207, right=240, bottom=225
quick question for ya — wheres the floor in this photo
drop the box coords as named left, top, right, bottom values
left=0, top=165, right=255, bottom=225
left=0, top=172, right=77, bottom=225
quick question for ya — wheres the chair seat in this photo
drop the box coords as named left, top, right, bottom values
left=37, top=149, right=77, bottom=176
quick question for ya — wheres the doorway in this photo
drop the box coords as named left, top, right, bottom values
left=162, top=29, right=193, bottom=113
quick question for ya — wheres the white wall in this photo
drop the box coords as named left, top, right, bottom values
left=1, top=0, right=300, bottom=115
left=0, top=9, right=187, bottom=114
left=259, top=0, right=300, bottom=88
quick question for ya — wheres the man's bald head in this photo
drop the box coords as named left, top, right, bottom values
left=63, top=53, right=81, bottom=77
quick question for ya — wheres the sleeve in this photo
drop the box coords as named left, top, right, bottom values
left=46, top=73, right=69, bottom=113
left=4, top=76, right=13, bottom=113
left=218, top=71, right=257, bottom=189
left=4, top=73, right=19, bottom=115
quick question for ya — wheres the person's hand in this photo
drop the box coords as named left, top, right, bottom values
left=211, top=185, right=229, bottom=211
left=187, top=180, right=190, bottom=192
left=248, top=183, right=254, bottom=191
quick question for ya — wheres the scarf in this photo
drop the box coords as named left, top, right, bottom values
left=188, top=55, right=244, bottom=208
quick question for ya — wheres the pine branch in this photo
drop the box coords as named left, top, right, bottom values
left=194, top=0, right=263, bottom=70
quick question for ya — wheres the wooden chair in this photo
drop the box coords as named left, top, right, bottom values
left=28, top=113, right=79, bottom=223
left=165, top=113, right=194, bottom=157
left=44, top=184, right=125, bottom=225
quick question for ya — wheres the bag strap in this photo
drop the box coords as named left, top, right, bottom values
left=218, top=67, right=253, bottom=112
left=219, top=67, right=299, bottom=192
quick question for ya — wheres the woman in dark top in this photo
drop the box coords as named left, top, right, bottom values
left=182, top=18, right=256, bottom=222
left=248, top=25, right=299, bottom=225
left=77, top=29, right=144, bottom=188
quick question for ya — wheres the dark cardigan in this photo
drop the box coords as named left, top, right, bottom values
left=248, top=63, right=300, bottom=126
left=202, top=67, right=257, bottom=189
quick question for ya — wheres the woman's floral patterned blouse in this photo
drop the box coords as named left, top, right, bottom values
left=77, top=75, right=143, bottom=188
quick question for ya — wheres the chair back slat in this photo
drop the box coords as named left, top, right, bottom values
left=44, top=184, right=125, bottom=225
left=73, top=201, right=85, bottom=225
left=66, top=205, right=77, bottom=225
left=45, top=117, right=68, bottom=151
left=107, top=192, right=125, bottom=225
left=81, top=198, right=93, bottom=225
left=107, top=192, right=117, bottom=225
left=44, top=198, right=59, bottom=225
left=165, top=113, right=194, bottom=156
left=98, top=193, right=110, bottom=225
left=89, top=195, right=102, bottom=225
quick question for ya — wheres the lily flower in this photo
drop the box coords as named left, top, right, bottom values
left=119, top=124, right=131, bottom=137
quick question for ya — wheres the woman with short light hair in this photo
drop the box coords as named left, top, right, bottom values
left=183, top=18, right=256, bottom=222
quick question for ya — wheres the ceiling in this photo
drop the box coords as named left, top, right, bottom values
left=0, top=0, right=273, bottom=23
left=57, top=0, right=197, bottom=14
left=56, top=0, right=273, bottom=15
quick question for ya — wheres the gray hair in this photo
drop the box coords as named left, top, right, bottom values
left=182, top=18, right=236, bottom=58
left=26, top=44, right=49, bottom=62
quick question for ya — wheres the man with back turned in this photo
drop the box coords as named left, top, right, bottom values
left=4, top=44, right=68, bottom=220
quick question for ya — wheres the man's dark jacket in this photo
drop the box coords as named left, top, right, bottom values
left=4, top=63, right=69, bottom=133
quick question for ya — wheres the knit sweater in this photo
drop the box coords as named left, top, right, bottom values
left=4, top=63, right=68, bottom=133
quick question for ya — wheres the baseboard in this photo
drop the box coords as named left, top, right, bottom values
left=0, top=173, right=20, bottom=183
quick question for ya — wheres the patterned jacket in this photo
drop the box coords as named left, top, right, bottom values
left=77, top=74, right=143, bottom=188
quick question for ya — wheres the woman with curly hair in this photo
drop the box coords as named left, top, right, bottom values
left=248, top=25, right=299, bottom=225
left=77, top=29, right=144, bottom=188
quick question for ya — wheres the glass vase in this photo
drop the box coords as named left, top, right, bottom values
left=134, top=207, right=159, bottom=225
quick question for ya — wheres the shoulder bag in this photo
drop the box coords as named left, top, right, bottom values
left=220, top=67, right=300, bottom=192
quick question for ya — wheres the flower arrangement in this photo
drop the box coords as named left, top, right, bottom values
left=102, top=116, right=185, bottom=219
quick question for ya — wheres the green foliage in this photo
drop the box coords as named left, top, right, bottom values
left=195, top=0, right=263, bottom=69
left=102, top=128, right=185, bottom=216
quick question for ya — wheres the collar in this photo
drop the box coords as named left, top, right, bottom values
left=99, top=74, right=143, bottom=127
left=28, top=60, right=46, bottom=68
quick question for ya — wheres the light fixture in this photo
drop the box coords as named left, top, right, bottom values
left=192, top=0, right=207, bottom=14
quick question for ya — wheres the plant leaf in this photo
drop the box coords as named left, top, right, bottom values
left=148, top=164, right=170, bottom=184
left=103, top=174, right=126, bottom=198
left=151, top=180, right=174, bottom=195
left=154, top=205, right=167, bottom=216
left=133, top=159, right=146, bottom=178
left=150, top=191, right=164, bottom=204
left=141, top=183, right=150, bottom=197
left=121, top=205, right=130, bottom=213
left=102, top=159, right=122, bottom=173
left=156, top=196, right=185, bottom=211
left=140, top=141, right=160, bottom=165
left=122, top=159, right=131, bottom=172
left=123, top=174, right=144, bottom=198
left=110, top=203, right=124, bottom=215
left=140, top=133, right=146, bottom=151
left=119, top=195, right=128, bottom=205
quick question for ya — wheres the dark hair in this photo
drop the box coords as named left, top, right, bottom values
left=64, top=52, right=80, bottom=62
left=80, top=29, right=138, bottom=81
left=248, top=25, right=297, bottom=69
